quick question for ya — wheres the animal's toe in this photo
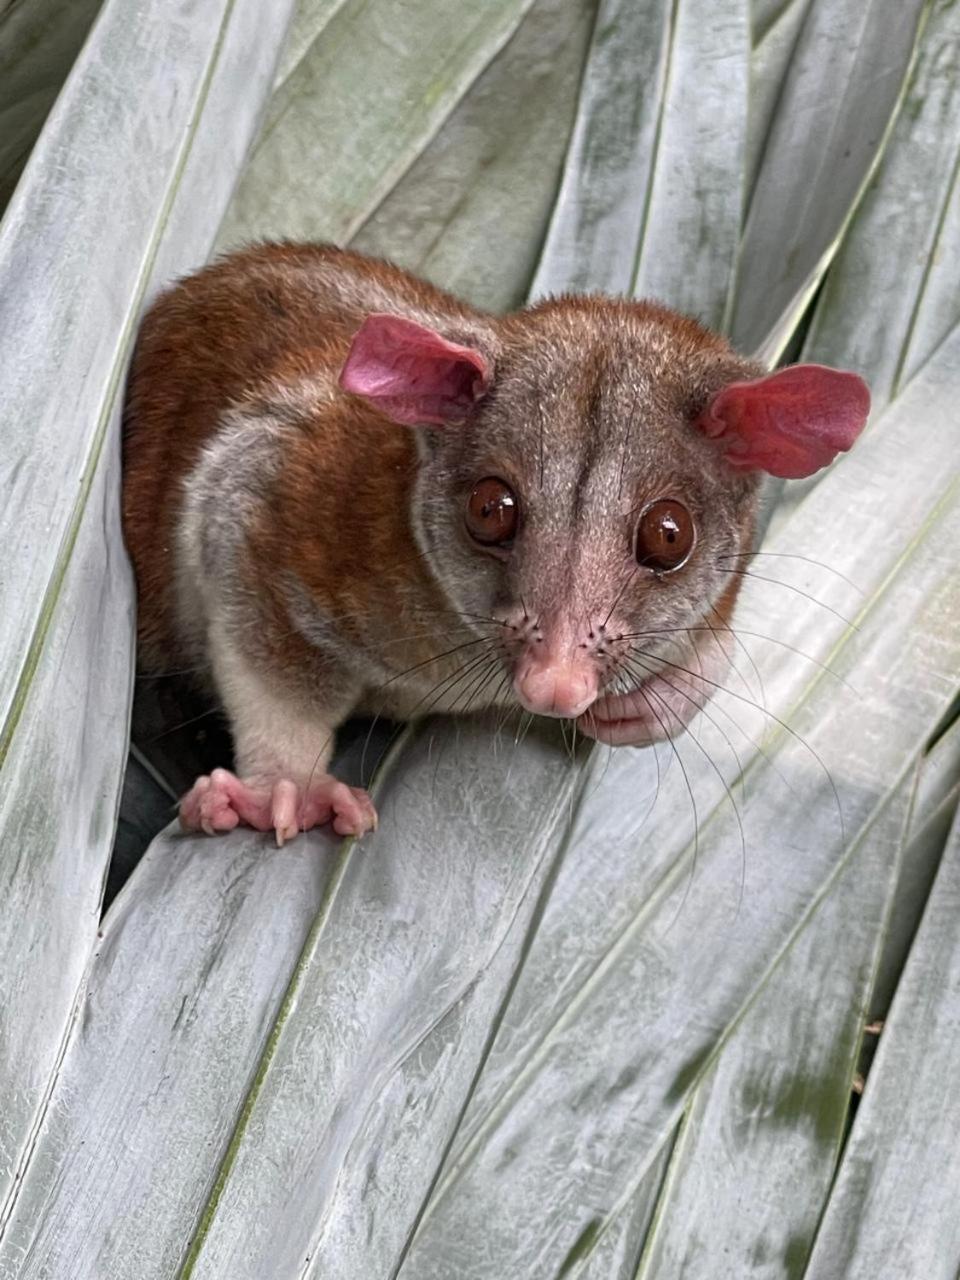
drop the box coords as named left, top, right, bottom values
left=271, top=779, right=302, bottom=847
left=330, top=783, right=378, bottom=836
left=179, top=775, right=211, bottom=832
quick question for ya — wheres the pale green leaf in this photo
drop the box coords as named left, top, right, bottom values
left=217, top=0, right=537, bottom=248
left=869, top=716, right=960, bottom=1024
left=0, top=0, right=294, bottom=1241
left=351, top=0, right=598, bottom=312
left=530, top=0, right=749, bottom=330
left=762, top=3, right=960, bottom=544
left=0, top=442, right=132, bottom=1241
left=745, top=0, right=812, bottom=192
left=630, top=770, right=906, bottom=1278
left=804, top=802, right=960, bottom=1280
left=0, top=827, right=336, bottom=1279
left=585, top=719, right=960, bottom=1278
left=802, top=0, right=960, bottom=411
left=178, top=728, right=583, bottom=1279
left=0, top=0, right=103, bottom=212
left=751, top=0, right=802, bottom=43
left=729, top=0, right=928, bottom=361
left=26, top=726, right=580, bottom=1280
left=572, top=1145, right=675, bottom=1280
left=272, top=0, right=350, bottom=90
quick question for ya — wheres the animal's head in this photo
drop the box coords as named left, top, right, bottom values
left=339, top=298, right=869, bottom=743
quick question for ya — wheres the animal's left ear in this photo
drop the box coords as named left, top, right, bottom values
left=339, top=313, right=491, bottom=426
left=695, top=364, right=871, bottom=479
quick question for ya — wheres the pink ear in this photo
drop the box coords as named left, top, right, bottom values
left=338, top=313, right=490, bottom=426
left=696, top=364, right=871, bottom=479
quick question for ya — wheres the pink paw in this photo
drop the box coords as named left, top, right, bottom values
left=179, top=768, right=378, bottom=845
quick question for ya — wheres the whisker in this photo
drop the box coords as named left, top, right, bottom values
left=626, top=644, right=845, bottom=843
left=374, top=635, right=500, bottom=695
left=515, top=711, right=536, bottom=749
left=710, top=604, right=767, bottom=708
left=704, top=606, right=765, bottom=708
left=717, top=567, right=858, bottom=631
left=372, top=628, right=497, bottom=652
left=137, top=665, right=210, bottom=681
left=580, top=728, right=618, bottom=807
left=320, top=625, right=466, bottom=808
left=502, top=710, right=537, bottom=790
left=437, top=658, right=499, bottom=791
left=492, top=672, right=519, bottom=740
left=623, top=655, right=747, bottom=916
left=303, top=726, right=338, bottom=813
left=629, top=683, right=700, bottom=932
left=619, top=625, right=857, bottom=696
left=358, top=638, right=501, bottom=779
left=493, top=699, right=525, bottom=756
left=716, top=550, right=864, bottom=596
left=389, top=649, right=510, bottom=804
left=451, top=657, right=504, bottom=718
left=147, top=703, right=221, bottom=740
left=395, top=647, right=501, bottom=724
left=437, top=608, right=504, bottom=630
left=628, top=647, right=798, bottom=806
left=602, top=564, right=640, bottom=630
left=589, top=691, right=664, bottom=840
left=558, top=715, right=581, bottom=765
left=471, top=662, right=509, bottom=713
left=623, top=652, right=747, bottom=807
left=427, top=655, right=508, bottom=798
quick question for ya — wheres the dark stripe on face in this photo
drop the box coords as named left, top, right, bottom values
left=571, top=359, right=608, bottom=524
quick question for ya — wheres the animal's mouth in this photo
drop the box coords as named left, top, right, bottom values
left=503, top=614, right=729, bottom=745
left=577, top=664, right=711, bottom=747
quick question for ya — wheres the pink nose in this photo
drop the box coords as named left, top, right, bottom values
left=513, top=660, right=598, bottom=719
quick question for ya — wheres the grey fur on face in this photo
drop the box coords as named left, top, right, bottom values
left=409, top=302, right=760, bottom=661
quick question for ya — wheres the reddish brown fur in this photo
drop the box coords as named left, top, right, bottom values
left=123, top=244, right=475, bottom=676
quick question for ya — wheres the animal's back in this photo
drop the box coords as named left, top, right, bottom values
left=121, top=242, right=478, bottom=668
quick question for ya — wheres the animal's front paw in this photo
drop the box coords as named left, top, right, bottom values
left=179, top=768, right=378, bottom=845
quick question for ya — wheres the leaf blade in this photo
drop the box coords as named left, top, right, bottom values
left=728, top=0, right=928, bottom=361
left=801, top=2, right=960, bottom=410
left=804, top=803, right=960, bottom=1279
left=217, top=0, right=537, bottom=248
left=530, top=0, right=749, bottom=330
left=0, top=0, right=295, bottom=1245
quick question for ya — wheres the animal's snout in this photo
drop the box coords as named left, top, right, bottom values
left=512, top=656, right=598, bottom=719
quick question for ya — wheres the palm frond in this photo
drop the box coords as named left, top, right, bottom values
left=0, top=0, right=958, bottom=1275
left=0, top=0, right=295, bottom=1243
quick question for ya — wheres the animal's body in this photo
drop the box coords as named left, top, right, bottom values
left=122, top=243, right=869, bottom=841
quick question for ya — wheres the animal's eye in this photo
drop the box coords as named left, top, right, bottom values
left=465, top=477, right=519, bottom=546
left=635, top=499, right=695, bottom=572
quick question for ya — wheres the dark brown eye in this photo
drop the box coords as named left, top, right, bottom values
left=635, top=499, right=695, bottom=572
left=465, top=477, right=519, bottom=546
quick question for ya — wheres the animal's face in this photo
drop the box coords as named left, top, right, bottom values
left=339, top=298, right=869, bottom=742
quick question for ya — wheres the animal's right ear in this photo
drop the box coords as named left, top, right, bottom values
left=339, top=313, right=491, bottom=426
